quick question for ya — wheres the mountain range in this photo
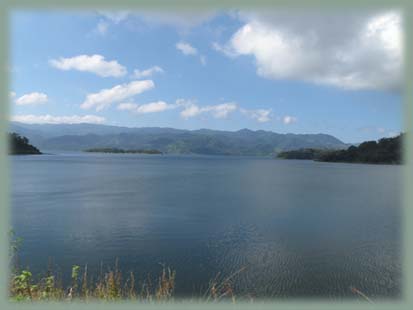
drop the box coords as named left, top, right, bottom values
left=9, top=122, right=348, bottom=156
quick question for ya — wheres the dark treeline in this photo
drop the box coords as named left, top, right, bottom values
left=84, top=147, right=162, bottom=154
left=8, top=133, right=42, bottom=155
left=277, top=134, right=403, bottom=164
left=319, top=134, right=403, bottom=164
left=277, top=148, right=324, bottom=160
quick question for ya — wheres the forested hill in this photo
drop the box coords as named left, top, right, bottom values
left=318, top=134, right=402, bottom=164
left=9, top=133, right=42, bottom=155
left=277, top=134, right=403, bottom=164
left=10, top=122, right=348, bottom=156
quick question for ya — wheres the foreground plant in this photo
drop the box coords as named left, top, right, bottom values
left=9, top=261, right=249, bottom=303
left=8, top=232, right=373, bottom=303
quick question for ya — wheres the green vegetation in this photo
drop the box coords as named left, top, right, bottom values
left=8, top=232, right=241, bottom=303
left=318, top=134, right=402, bottom=164
left=8, top=133, right=41, bottom=155
left=10, top=263, right=178, bottom=302
left=277, top=148, right=326, bottom=160
left=277, top=134, right=403, bottom=164
left=8, top=232, right=373, bottom=302
left=84, top=147, right=162, bottom=154
left=9, top=263, right=243, bottom=303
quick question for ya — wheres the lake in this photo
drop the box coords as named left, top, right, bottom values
left=10, top=153, right=402, bottom=299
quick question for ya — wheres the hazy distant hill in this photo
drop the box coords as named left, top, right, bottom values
left=10, top=122, right=348, bottom=156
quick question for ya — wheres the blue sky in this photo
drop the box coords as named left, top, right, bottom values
left=10, top=10, right=402, bottom=143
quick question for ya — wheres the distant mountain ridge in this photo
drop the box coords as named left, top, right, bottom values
left=9, top=122, right=348, bottom=156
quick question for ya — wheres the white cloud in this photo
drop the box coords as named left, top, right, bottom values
left=217, top=10, right=402, bottom=91
left=81, top=80, right=155, bottom=111
left=49, top=54, right=127, bottom=78
left=175, top=99, right=199, bottom=118
left=10, top=91, right=16, bottom=98
left=241, top=108, right=272, bottom=123
left=15, top=92, right=48, bottom=106
left=205, top=103, right=237, bottom=118
left=180, top=104, right=201, bottom=118
left=176, top=42, right=207, bottom=65
left=117, top=101, right=176, bottom=114
left=135, top=101, right=174, bottom=114
left=178, top=99, right=237, bottom=119
left=117, top=102, right=137, bottom=111
left=11, top=114, right=105, bottom=124
left=282, top=115, right=297, bottom=125
left=176, top=41, right=198, bottom=55
left=131, top=66, right=164, bottom=79
left=96, top=20, right=109, bottom=35
left=177, top=99, right=276, bottom=122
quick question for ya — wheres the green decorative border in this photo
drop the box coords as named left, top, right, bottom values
left=0, top=1, right=412, bottom=309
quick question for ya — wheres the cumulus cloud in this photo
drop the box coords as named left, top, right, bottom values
left=15, top=92, right=48, bottom=106
left=49, top=54, right=127, bottom=77
left=116, top=96, right=290, bottom=123
left=117, top=101, right=176, bottom=114
left=180, top=105, right=201, bottom=118
left=216, top=10, right=402, bottom=91
left=81, top=80, right=155, bottom=111
left=176, top=42, right=207, bottom=65
left=176, top=41, right=198, bottom=55
left=11, top=114, right=105, bottom=124
left=241, top=108, right=272, bottom=123
left=176, top=99, right=200, bottom=118
left=205, top=103, right=238, bottom=118
left=282, top=115, right=298, bottom=125
left=177, top=99, right=237, bottom=119
left=131, top=66, right=164, bottom=79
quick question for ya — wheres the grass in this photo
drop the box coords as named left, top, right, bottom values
left=8, top=230, right=244, bottom=303
left=9, top=263, right=246, bottom=303
left=8, top=231, right=374, bottom=303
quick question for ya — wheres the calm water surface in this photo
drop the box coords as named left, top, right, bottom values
left=10, top=153, right=402, bottom=299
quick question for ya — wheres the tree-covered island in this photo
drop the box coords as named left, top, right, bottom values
left=277, top=134, right=403, bottom=164
left=84, top=147, right=163, bottom=154
left=9, top=133, right=42, bottom=155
